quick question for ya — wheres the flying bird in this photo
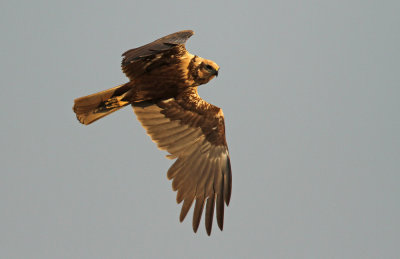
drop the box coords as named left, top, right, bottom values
left=73, top=30, right=231, bottom=235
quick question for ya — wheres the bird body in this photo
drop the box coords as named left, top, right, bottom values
left=73, top=30, right=231, bottom=235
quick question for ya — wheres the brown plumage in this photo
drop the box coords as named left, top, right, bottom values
left=73, top=30, right=231, bottom=235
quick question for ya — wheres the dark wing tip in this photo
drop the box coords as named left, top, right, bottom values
left=121, top=30, right=194, bottom=64
left=162, top=30, right=194, bottom=45
left=205, top=194, right=215, bottom=236
left=192, top=198, right=205, bottom=233
left=224, top=155, right=232, bottom=206
left=216, top=193, right=224, bottom=230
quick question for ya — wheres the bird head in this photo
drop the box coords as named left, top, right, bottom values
left=195, top=58, right=220, bottom=85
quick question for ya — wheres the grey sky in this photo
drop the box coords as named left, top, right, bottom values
left=1, top=0, right=399, bottom=258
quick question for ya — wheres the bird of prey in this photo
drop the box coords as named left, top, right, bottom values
left=73, top=30, right=231, bottom=235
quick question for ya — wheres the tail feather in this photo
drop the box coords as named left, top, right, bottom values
left=73, top=84, right=131, bottom=125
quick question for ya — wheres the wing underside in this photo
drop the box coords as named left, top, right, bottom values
left=132, top=94, right=231, bottom=235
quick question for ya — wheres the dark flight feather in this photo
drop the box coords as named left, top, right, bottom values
left=121, top=30, right=194, bottom=64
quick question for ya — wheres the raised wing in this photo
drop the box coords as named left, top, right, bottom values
left=121, top=30, right=194, bottom=80
left=132, top=89, right=231, bottom=235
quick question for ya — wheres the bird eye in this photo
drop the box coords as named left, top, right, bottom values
left=205, top=64, right=213, bottom=71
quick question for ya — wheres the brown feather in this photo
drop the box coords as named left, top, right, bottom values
left=172, top=151, right=204, bottom=191
left=73, top=30, right=232, bottom=235
left=215, top=163, right=225, bottom=230
left=192, top=197, right=205, bottom=233
left=216, top=192, right=224, bottom=230
left=73, top=84, right=131, bottom=125
left=223, top=155, right=232, bottom=206
left=205, top=194, right=216, bottom=235
left=166, top=157, right=186, bottom=180
left=180, top=193, right=195, bottom=222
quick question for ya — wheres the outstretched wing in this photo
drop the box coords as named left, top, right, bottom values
left=121, top=30, right=194, bottom=80
left=132, top=89, right=232, bottom=235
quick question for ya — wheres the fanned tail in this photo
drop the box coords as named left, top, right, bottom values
left=73, top=84, right=131, bottom=125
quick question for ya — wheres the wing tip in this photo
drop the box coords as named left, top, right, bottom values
left=224, top=155, right=232, bottom=206
left=178, top=29, right=194, bottom=35
left=121, top=30, right=194, bottom=60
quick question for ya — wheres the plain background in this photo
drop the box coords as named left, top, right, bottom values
left=1, top=0, right=399, bottom=258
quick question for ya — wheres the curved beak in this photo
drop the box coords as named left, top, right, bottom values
left=214, top=69, right=219, bottom=77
